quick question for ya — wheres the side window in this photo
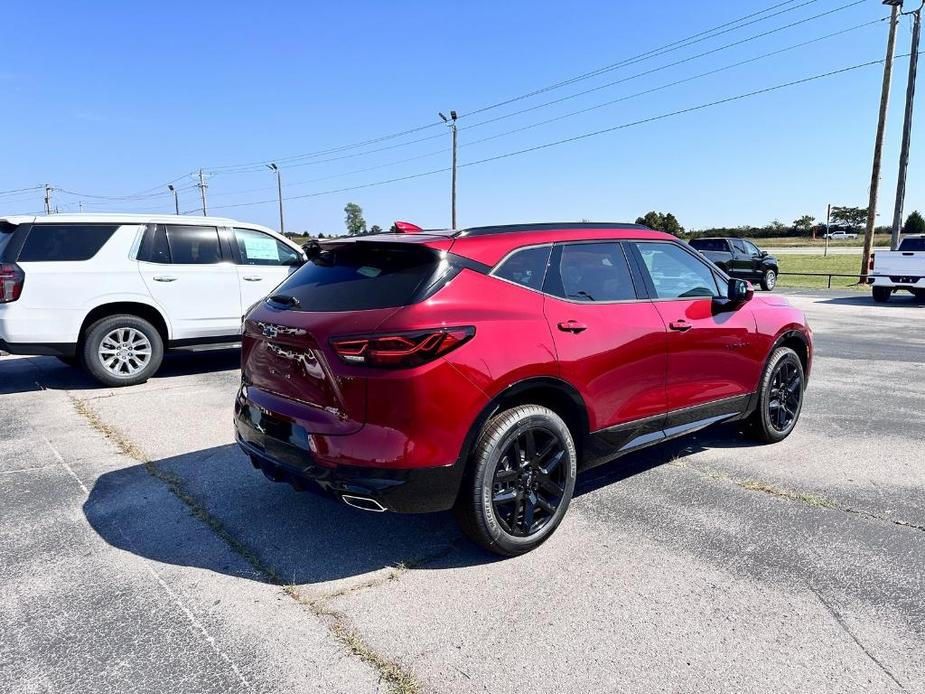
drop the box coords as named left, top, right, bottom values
left=234, top=228, right=301, bottom=266
left=633, top=242, right=719, bottom=299
left=164, top=225, right=222, bottom=264
left=730, top=239, right=748, bottom=255
left=492, top=245, right=551, bottom=290
left=17, top=224, right=118, bottom=262
left=742, top=240, right=761, bottom=256
left=547, top=242, right=636, bottom=302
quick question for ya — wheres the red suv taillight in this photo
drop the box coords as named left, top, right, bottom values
left=331, top=326, right=475, bottom=368
left=0, top=263, right=24, bottom=303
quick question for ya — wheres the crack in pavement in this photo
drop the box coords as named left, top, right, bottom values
left=669, top=458, right=925, bottom=532
left=68, top=392, right=423, bottom=694
left=807, top=584, right=908, bottom=692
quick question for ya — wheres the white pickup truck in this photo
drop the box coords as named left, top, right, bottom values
left=868, top=235, right=925, bottom=303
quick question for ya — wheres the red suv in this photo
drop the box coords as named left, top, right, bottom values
left=236, top=223, right=811, bottom=556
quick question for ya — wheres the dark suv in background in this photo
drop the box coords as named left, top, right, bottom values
left=689, top=237, right=779, bottom=290
left=236, top=222, right=811, bottom=556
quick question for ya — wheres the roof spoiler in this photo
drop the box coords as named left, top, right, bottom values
left=393, top=220, right=424, bottom=233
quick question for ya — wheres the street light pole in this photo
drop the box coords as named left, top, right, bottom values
left=267, top=163, right=285, bottom=234
left=890, top=2, right=922, bottom=249
left=167, top=184, right=179, bottom=215
left=860, top=0, right=901, bottom=281
left=439, top=111, right=458, bottom=228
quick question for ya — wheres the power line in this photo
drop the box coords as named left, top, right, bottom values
left=203, top=55, right=901, bottom=213
left=201, top=17, right=883, bottom=202
left=200, top=0, right=827, bottom=175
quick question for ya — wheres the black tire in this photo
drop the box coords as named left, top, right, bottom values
left=81, top=314, right=164, bottom=387
left=760, top=268, right=777, bottom=291
left=913, top=289, right=925, bottom=303
left=872, top=286, right=892, bottom=303
left=748, top=347, right=805, bottom=444
left=454, top=405, right=577, bottom=557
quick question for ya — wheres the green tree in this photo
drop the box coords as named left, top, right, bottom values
left=768, top=219, right=785, bottom=233
left=368, top=224, right=383, bottom=235
left=902, top=210, right=925, bottom=236
left=793, top=214, right=816, bottom=238
left=635, top=211, right=684, bottom=236
left=830, top=206, right=867, bottom=229
left=344, top=202, right=367, bottom=235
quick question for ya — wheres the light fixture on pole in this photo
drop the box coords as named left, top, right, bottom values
left=167, top=184, right=179, bottom=215
left=267, top=163, right=285, bottom=234
left=439, top=110, right=458, bottom=228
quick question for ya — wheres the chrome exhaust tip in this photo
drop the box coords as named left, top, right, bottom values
left=341, top=494, right=387, bottom=512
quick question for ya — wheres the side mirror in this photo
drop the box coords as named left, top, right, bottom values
left=759, top=250, right=768, bottom=258
left=302, top=240, right=322, bottom=260
left=728, top=278, right=754, bottom=303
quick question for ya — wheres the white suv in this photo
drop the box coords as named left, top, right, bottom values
left=0, top=214, right=305, bottom=386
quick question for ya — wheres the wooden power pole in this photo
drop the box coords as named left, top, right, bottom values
left=890, top=4, right=922, bottom=249
left=860, top=1, right=901, bottom=281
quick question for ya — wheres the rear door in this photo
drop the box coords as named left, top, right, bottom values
left=230, top=227, right=303, bottom=310
left=541, top=241, right=668, bottom=433
left=137, top=224, right=241, bottom=340
left=628, top=240, right=761, bottom=415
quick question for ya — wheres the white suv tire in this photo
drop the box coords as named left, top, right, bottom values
left=81, top=314, right=164, bottom=387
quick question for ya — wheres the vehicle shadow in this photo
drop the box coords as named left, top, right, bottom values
left=0, top=349, right=241, bottom=395
left=818, top=293, right=924, bottom=308
left=83, top=423, right=759, bottom=584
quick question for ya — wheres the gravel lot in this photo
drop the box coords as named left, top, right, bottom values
left=1, top=289, right=922, bottom=694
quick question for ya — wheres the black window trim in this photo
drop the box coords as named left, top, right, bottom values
left=626, top=239, right=724, bottom=302
left=137, top=223, right=227, bottom=265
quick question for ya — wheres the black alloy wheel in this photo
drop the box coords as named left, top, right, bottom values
left=490, top=427, right=568, bottom=537
left=748, top=346, right=805, bottom=443
left=455, top=404, right=577, bottom=556
left=767, top=358, right=802, bottom=432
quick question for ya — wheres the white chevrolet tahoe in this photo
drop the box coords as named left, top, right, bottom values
left=0, top=214, right=305, bottom=385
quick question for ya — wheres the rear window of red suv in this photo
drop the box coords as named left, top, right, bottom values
left=273, top=242, right=446, bottom=311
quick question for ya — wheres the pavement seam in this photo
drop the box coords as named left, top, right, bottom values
left=669, top=458, right=925, bottom=532
left=806, top=585, right=908, bottom=692
left=68, top=392, right=420, bottom=694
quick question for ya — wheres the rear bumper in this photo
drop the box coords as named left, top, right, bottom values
left=869, top=275, right=925, bottom=289
left=234, top=387, right=465, bottom=513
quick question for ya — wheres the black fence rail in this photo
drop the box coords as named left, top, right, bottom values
left=777, top=272, right=866, bottom=289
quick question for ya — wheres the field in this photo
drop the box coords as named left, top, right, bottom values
left=754, top=234, right=890, bottom=248
left=775, top=254, right=867, bottom=290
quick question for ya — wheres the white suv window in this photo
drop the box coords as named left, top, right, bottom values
left=233, top=228, right=301, bottom=266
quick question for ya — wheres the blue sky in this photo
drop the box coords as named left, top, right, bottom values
left=1, top=0, right=921, bottom=233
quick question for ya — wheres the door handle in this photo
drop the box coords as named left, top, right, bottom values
left=243, top=276, right=263, bottom=281
left=153, top=275, right=178, bottom=282
left=557, top=320, right=587, bottom=334
left=669, top=320, right=692, bottom=332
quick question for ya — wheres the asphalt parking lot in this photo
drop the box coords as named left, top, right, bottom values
left=1, top=289, right=923, bottom=694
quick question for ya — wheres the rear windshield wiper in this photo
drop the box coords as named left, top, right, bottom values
left=267, top=294, right=300, bottom=310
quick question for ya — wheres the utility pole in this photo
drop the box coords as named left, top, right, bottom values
left=197, top=169, right=208, bottom=216
left=860, top=1, right=901, bottom=281
left=890, top=2, right=922, bottom=250
left=78, top=200, right=83, bottom=212
left=43, top=184, right=52, bottom=215
left=439, top=110, right=458, bottom=228
left=824, top=203, right=831, bottom=257
left=168, top=184, right=180, bottom=215
left=267, top=163, right=285, bottom=234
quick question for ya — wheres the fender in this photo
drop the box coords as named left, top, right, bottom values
left=78, top=293, right=174, bottom=341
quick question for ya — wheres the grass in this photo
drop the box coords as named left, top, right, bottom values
left=756, top=234, right=890, bottom=248
left=775, top=254, right=867, bottom=291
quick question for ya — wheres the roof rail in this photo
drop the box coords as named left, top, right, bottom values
left=455, top=222, right=650, bottom=237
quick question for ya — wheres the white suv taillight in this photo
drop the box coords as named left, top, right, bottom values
left=0, top=263, right=24, bottom=303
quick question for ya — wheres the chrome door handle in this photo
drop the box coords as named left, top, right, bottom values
left=153, top=275, right=178, bottom=282
left=669, top=320, right=692, bottom=332
left=243, top=276, right=263, bottom=281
